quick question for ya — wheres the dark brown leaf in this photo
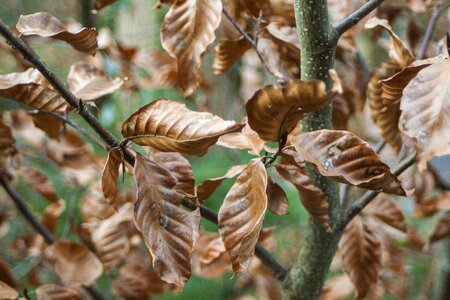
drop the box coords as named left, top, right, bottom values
left=365, top=195, right=407, bottom=232
left=213, top=38, right=251, bottom=75
left=196, top=164, right=245, bottom=202
left=429, top=213, right=450, bottom=243
left=19, top=168, right=58, bottom=203
left=267, top=177, right=289, bottom=215
left=101, top=148, right=122, bottom=210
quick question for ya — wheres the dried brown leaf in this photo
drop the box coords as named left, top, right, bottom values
left=41, top=200, right=66, bottom=233
left=275, top=163, right=330, bottom=230
left=218, top=158, right=268, bottom=272
left=257, top=33, right=286, bottom=79
left=213, top=38, right=251, bottom=75
left=246, top=80, right=331, bottom=142
left=429, top=213, right=450, bottom=243
left=339, top=216, right=382, bottom=299
left=192, top=232, right=232, bottom=278
left=0, top=258, right=20, bottom=289
left=294, top=130, right=406, bottom=195
left=133, top=49, right=179, bottom=89
left=45, top=240, right=103, bottom=286
left=36, top=284, right=82, bottom=300
left=16, top=12, right=98, bottom=54
left=0, top=281, right=19, bottom=300
left=399, top=57, right=450, bottom=171
left=414, top=192, right=450, bottom=217
left=365, top=195, right=407, bottom=232
left=67, top=62, right=123, bottom=101
left=319, top=274, right=354, bottom=300
left=19, top=168, right=58, bottom=203
left=122, top=99, right=243, bottom=156
left=101, top=148, right=122, bottom=210
left=30, top=112, right=64, bottom=140
left=95, top=0, right=117, bottom=10
left=196, top=164, right=245, bottom=202
left=161, top=0, right=222, bottom=96
left=0, top=115, right=17, bottom=157
left=134, top=153, right=200, bottom=287
left=217, top=121, right=265, bottom=156
left=267, top=177, right=289, bottom=215
left=0, top=68, right=67, bottom=113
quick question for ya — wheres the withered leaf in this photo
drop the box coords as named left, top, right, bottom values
left=294, top=130, right=406, bottom=195
left=0, top=68, right=67, bottom=113
left=213, top=38, right=251, bottom=75
left=122, top=99, right=243, bottom=156
left=36, top=284, right=82, bottom=300
left=0, top=258, right=20, bottom=288
left=218, top=158, right=268, bottom=272
left=45, top=240, right=103, bottom=286
left=339, top=216, right=382, bottom=299
left=161, top=0, right=222, bottom=96
left=19, top=168, right=58, bottom=203
left=192, top=232, right=232, bottom=278
left=101, top=148, right=122, bottom=210
left=429, top=213, right=450, bottom=243
left=0, top=115, right=17, bottom=157
left=257, top=33, right=286, bottom=80
left=399, top=57, right=450, bottom=171
left=0, top=281, right=19, bottom=300
left=30, top=112, right=64, bottom=140
left=267, top=177, right=289, bottom=215
left=196, top=164, right=245, bottom=202
left=275, top=163, right=330, bottom=230
left=16, top=12, right=98, bottom=54
left=319, top=274, right=354, bottom=300
left=414, top=192, right=450, bottom=217
left=95, top=0, right=118, bottom=10
left=41, top=200, right=66, bottom=233
left=246, top=80, right=331, bottom=142
left=365, top=195, right=407, bottom=232
left=134, top=153, right=200, bottom=287
left=67, top=62, right=124, bottom=101
left=217, top=121, right=265, bottom=156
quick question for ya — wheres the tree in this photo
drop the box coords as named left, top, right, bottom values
left=0, top=0, right=449, bottom=299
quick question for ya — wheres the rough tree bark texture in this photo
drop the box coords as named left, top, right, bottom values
left=284, top=1, right=341, bottom=299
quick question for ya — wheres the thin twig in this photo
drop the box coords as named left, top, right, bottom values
left=253, top=10, right=263, bottom=45
left=336, top=151, right=416, bottom=233
left=334, top=0, right=385, bottom=38
left=417, top=3, right=450, bottom=59
left=0, top=19, right=288, bottom=281
left=0, top=173, right=105, bottom=300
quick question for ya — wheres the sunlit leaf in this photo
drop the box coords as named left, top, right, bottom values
left=134, top=153, right=200, bottom=287
left=67, top=62, right=124, bottom=101
left=294, top=130, right=406, bottom=195
left=213, top=38, right=251, bottom=75
left=429, top=213, right=450, bottom=243
left=122, top=99, right=243, bottom=156
left=196, top=165, right=245, bottom=202
left=161, top=0, right=222, bottom=96
left=45, top=240, right=103, bottom=286
left=36, top=284, right=82, bottom=300
left=339, top=216, right=382, bottom=299
left=217, top=121, right=265, bottom=156
left=218, top=158, right=268, bottom=272
left=267, top=177, right=289, bottom=215
left=365, top=195, right=407, bottom=232
left=101, top=148, right=122, bottom=210
left=16, top=12, right=98, bottom=54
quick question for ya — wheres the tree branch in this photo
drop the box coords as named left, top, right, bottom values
left=417, top=3, right=450, bottom=59
left=0, top=19, right=288, bottom=281
left=0, top=173, right=105, bottom=300
left=334, top=0, right=385, bottom=38
left=336, top=151, right=416, bottom=233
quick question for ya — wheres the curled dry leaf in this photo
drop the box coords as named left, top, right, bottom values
left=217, top=121, right=265, bottom=156
left=45, top=240, right=103, bottom=286
left=41, top=200, right=66, bottom=233
left=19, top=168, right=58, bottom=203
left=161, top=0, right=222, bottom=96
left=0, top=281, right=19, bottom=300
left=134, top=153, right=201, bottom=287
left=196, top=164, right=245, bottom=202
left=414, top=192, right=450, bottom=217
left=339, top=216, right=382, bottom=299
left=399, top=57, right=450, bottom=171
left=122, top=99, right=243, bottom=156
left=275, top=163, right=330, bottom=231
left=36, top=284, right=82, bottom=300
left=218, top=158, right=268, bottom=272
left=192, top=232, right=232, bottom=278
left=95, top=0, right=118, bottom=10
left=67, top=62, right=124, bottom=101
left=429, top=213, right=450, bottom=243
left=16, top=12, right=98, bottom=54
left=150, top=149, right=195, bottom=196
left=267, top=177, right=289, bottom=215
left=101, top=148, right=122, bottom=210
left=294, top=130, right=406, bottom=195
left=365, top=195, right=407, bottom=232
left=246, top=80, right=331, bottom=142
left=365, top=17, right=415, bottom=68
left=0, top=68, right=67, bottom=113
left=213, top=37, right=251, bottom=75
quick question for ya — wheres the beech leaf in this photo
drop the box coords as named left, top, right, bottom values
left=0, top=281, right=19, bottom=300
left=196, top=165, right=245, bottom=202
left=41, top=200, right=66, bottom=233
left=30, top=112, right=64, bottom=140
left=134, top=153, right=200, bottom=287
left=0, top=115, right=17, bottom=157
left=294, top=130, right=406, bottom=195
left=429, top=213, right=450, bottom=243
left=365, top=195, right=407, bottom=232
left=192, top=232, right=232, bottom=278
left=161, top=0, right=222, bottom=96
left=19, top=168, right=58, bottom=203
left=217, top=121, right=265, bottom=156
left=339, top=216, right=382, bottom=299
left=101, top=148, right=122, bottom=210
left=36, top=284, right=82, bottom=300
left=267, top=177, right=289, bottom=215
left=122, top=99, right=243, bottom=156
left=213, top=38, right=251, bottom=75
left=16, top=12, right=98, bottom=54
left=218, top=158, right=268, bottom=272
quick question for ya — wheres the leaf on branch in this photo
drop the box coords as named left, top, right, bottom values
left=267, top=177, right=289, bottom=215
left=0, top=68, right=68, bottom=113
left=196, top=164, right=246, bottom=202
left=365, top=195, right=407, bottom=232
left=217, top=120, right=265, bottom=156
left=16, top=12, right=98, bottom=54
left=294, top=130, right=406, bottom=195
left=41, top=200, right=66, bottom=233
left=102, top=148, right=123, bottom=210
left=67, top=62, right=124, bottom=101
left=134, top=153, right=200, bottom=287
left=212, top=38, right=251, bottom=75
left=161, top=0, right=222, bottom=96
left=45, top=240, right=103, bottom=286
left=365, top=17, right=415, bottom=68
left=399, top=57, right=450, bottom=171
left=133, top=49, right=179, bottom=89
left=95, top=0, right=118, bottom=10
left=192, top=232, right=232, bottom=278
left=30, top=112, right=64, bottom=140
left=339, top=216, right=382, bottom=299
left=218, top=158, right=268, bottom=272
left=122, top=99, right=243, bottom=156
left=429, top=213, right=450, bottom=243
left=275, top=163, right=330, bottom=231
left=19, top=168, right=59, bottom=203
left=257, top=33, right=287, bottom=80
left=36, top=284, right=82, bottom=300
left=246, top=80, right=333, bottom=142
